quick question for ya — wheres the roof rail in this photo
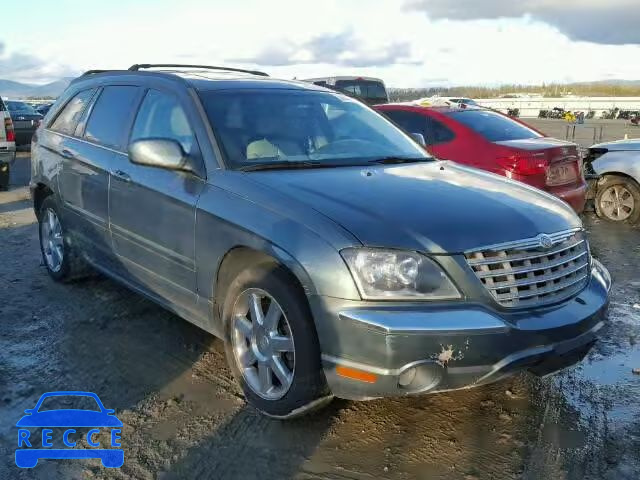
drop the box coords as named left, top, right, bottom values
left=80, top=69, right=115, bottom=77
left=128, top=64, right=269, bottom=77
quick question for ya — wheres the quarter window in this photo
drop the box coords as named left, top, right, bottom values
left=49, top=89, right=96, bottom=135
left=130, top=89, right=196, bottom=154
left=84, top=86, right=140, bottom=149
left=425, top=117, right=455, bottom=145
left=382, top=110, right=427, bottom=138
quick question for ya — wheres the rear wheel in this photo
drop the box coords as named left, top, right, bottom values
left=222, top=262, right=331, bottom=418
left=38, top=196, right=92, bottom=282
left=595, top=175, right=640, bottom=224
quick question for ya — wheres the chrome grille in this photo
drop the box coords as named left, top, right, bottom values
left=465, top=230, right=590, bottom=308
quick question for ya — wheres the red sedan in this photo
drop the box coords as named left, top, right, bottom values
left=376, top=104, right=587, bottom=213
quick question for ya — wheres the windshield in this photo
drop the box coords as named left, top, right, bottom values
left=448, top=109, right=541, bottom=142
left=200, top=89, right=429, bottom=169
left=37, top=395, right=101, bottom=412
left=334, top=80, right=388, bottom=102
left=7, top=101, right=37, bottom=114
left=451, top=98, right=478, bottom=106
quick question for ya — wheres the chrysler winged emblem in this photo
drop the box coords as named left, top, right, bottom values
left=537, top=234, right=553, bottom=249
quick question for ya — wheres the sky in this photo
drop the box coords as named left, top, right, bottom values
left=2, top=0, right=640, bottom=87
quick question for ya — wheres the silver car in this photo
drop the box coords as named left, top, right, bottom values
left=31, top=65, right=610, bottom=418
left=585, top=139, right=640, bottom=224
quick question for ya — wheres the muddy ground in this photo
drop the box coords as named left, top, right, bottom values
left=1, top=152, right=639, bottom=480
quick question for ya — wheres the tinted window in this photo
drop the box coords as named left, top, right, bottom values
left=449, top=110, right=540, bottom=142
left=130, top=89, right=196, bottom=154
left=50, top=89, right=95, bottom=135
left=425, top=117, right=455, bottom=145
left=334, top=80, right=388, bottom=101
left=85, top=86, right=139, bottom=149
left=200, top=90, right=428, bottom=169
left=383, top=110, right=427, bottom=137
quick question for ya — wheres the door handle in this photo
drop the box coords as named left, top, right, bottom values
left=111, top=169, right=131, bottom=182
left=61, top=149, right=76, bottom=160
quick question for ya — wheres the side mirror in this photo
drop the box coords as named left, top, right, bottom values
left=410, top=132, right=426, bottom=147
left=128, top=138, right=191, bottom=172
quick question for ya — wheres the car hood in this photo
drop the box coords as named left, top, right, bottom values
left=247, top=161, right=580, bottom=253
left=591, top=139, right=640, bottom=151
left=16, top=410, right=123, bottom=427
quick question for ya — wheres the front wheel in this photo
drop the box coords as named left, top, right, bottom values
left=222, top=262, right=331, bottom=418
left=595, top=175, right=640, bottom=224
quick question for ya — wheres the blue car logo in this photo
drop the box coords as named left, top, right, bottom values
left=16, top=391, right=123, bottom=468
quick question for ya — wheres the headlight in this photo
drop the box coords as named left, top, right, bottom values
left=341, top=248, right=461, bottom=300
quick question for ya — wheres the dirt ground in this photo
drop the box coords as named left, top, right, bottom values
left=1, top=152, right=639, bottom=480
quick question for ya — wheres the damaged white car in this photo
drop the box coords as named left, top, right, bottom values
left=585, top=139, right=640, bottom=224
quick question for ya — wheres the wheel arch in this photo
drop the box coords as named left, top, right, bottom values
left=212, top=244, right=315, bottom=323
left=596, top=171, right=640, bottom=191
left=32, top=182, right=54, bottom=219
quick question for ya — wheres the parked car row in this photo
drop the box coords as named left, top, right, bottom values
left=29, top=64, right=611, bottom=418
left=0, top=97, right=17, bottom=190
left=5, top=100, right=43, bottom=146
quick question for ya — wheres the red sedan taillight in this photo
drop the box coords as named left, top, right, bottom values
left=4, top=117, right=15, bottom=143
left=496, top=152, right=548, bottom=176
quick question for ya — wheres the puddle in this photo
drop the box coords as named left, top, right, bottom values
left=558, top=345, right=640, bottom=423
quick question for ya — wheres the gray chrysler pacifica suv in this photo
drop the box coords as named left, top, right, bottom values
left=31, top=65, right=611, bottom=418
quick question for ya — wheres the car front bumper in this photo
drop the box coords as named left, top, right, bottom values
left=311, top=259, right=611, bottom=400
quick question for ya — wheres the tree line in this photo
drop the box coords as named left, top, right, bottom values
left=389, top=83, right=640, bottom=102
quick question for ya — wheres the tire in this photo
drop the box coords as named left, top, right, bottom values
left=0, top=162, right=8, bottom=191
left=595, top=175, right=640, bottom=224
left=222, top=261, right=331, bottom=418
left=38, top=196, right=92, bottom=282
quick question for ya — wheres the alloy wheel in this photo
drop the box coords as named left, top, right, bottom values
left=230, top=288, right=295, bottom=400
left=40, top=208, right=64, bottom=272
left=600, top=185, right=635, bottom=221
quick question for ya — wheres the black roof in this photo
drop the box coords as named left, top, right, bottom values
left=71, top=64, right=325, bottom=93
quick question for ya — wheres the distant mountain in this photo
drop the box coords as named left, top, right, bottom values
left=0, top=78, right=73, bottom=99
left=580, top=79, right=640, bottom=87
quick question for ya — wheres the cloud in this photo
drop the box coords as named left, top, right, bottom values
left=405, top=0, right=640, bottom=45
left=230, top=30, right=416, bottom=67
left=0, top=41, right=78, bottom=83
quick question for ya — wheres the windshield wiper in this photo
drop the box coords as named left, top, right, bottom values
left=368, top=156, right=432, bottom=165
left=238, top=160, right=328, bottom=172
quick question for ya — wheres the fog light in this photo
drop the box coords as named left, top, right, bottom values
left=398, top=367, right=417, bottom=387
left=397, top=362, right=443, bottom=392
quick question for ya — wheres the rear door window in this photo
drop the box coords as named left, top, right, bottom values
left=49, top=89, right=96, bottom=135
left=449, top=110, right=540, bottom=142
left=84, top=86, right=140, bottom=149
left=130, top=89, right=198, bottom=155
